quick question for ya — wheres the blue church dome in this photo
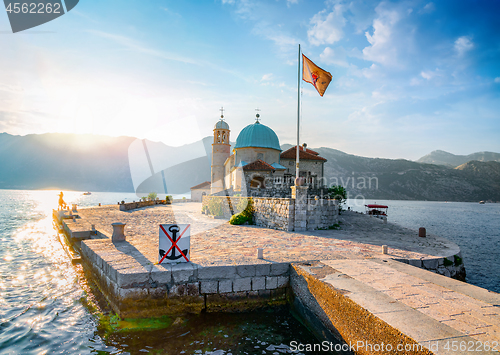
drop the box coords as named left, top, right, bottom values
left=234, top=121, right=281, bottom=151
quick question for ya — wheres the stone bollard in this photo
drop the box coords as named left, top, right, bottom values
left=419, top=227, right=426, bottom=238
left=72, top=204, right=78, bottom=212
left=112, top=222, right=126, bottom=242
left=257, top=248, right=264, bottom=259
left=382, top=245, right=388, bottom=254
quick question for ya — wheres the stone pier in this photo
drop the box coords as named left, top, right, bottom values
left=53, top=202, right=500, bottom=354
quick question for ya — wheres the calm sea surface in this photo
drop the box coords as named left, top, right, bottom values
left=0, top=190, right=499, bottom=354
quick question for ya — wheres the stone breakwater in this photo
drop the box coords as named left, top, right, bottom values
left=55, top=203, right=465, bottom=315
left=80, top=240, right=290, bottom=318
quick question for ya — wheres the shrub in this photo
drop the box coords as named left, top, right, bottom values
left=230, top=213, right=248, bottom=225
left=230, top=198, right=253, bottom=225
left=207, top=198, right=224, bottom=217
left=148, top=192, right=158, bottom=200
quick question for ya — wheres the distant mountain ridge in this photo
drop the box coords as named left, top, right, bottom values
left=0, top=132, right=498, bottom=202
left=289, top=145, right=500, bottom=202
left=416, top=150, right=500, bottom=167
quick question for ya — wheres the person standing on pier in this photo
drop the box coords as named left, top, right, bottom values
left=58, top=192, right=67, bottom=210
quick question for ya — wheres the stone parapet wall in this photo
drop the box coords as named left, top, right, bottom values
left=253, top=197, right=295, bottom=231
left=119, top=200, right=168, bottom=211
left=305, top=199, right=339, bottom=230
left=395, top=252, right=466, bottom=281
left=202, top=195, right=339, bottom=231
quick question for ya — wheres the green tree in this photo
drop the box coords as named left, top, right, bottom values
left=327, top=185, right=347, bottom=209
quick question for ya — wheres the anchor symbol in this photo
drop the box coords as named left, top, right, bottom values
left=159, top=224, right=190, bottom=263
left=165, top=225, right=188, bottom=260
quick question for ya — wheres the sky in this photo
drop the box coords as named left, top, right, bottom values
left=0, top=0, right=499, bottom=160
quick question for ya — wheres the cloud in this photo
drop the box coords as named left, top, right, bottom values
left=454, top=36, right=474, bottom=56
left=362, top=6, right=401, bottom=66
left=420, top=69, right=441, bottom=80
left=88, top=30, right=251, bottom=82
left=420, top=2, right=435, bottom=14
left=495, top=77, right=500, bottom=83
left=307, top=5, right=346, bottom=46
left=161, top=7, right=182, bottom=18
left=261, top=73, right=273, bottom=81
left=320, top=46, right=349, bottom=67
left=88, top=30, right=199, bottom=65
left=347, top=0, right=377, bottom=34
left=410, top=77, right=421, bottom=86
left=251, top=21, right=299, bottom=53
left=286, top=0, right=298, bottom=6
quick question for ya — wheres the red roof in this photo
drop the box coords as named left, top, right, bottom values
left=280, top=146, right=327, bottom=161
left=190, top=181, right=211, bottom=190
left=243, top=159, right=275, bottom=171
left=299, top=145, right=319, bottom=155
left=365, top=204, right=388, bottom=209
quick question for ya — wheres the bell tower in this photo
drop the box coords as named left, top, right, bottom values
left=211, top=107, right=230, bottom=194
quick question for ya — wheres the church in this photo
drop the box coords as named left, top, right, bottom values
left=209, top=113, right=328, bottom=196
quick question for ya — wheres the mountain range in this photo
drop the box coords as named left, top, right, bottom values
left=416, top=150, right=500, bottom=167
left=0, top=132, right=498, bottom=202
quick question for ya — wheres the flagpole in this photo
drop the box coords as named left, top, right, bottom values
left=295, top=44, right=301, bottom=185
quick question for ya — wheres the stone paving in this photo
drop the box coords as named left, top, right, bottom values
left=319, top=259, right=500, bottom=350
left=76, top=202, right=460, bottom=267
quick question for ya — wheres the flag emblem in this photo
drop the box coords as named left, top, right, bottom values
left=302, top=54, right=332, bottom=97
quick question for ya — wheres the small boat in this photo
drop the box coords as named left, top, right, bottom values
left=83, top=192, right=91, bottom=195
left=479, top=201, right=485, bottom=204
left=365, top=204, right=388, bottom=219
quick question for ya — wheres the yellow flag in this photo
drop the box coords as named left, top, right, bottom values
left=302, top=54, right=332, bottom=97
